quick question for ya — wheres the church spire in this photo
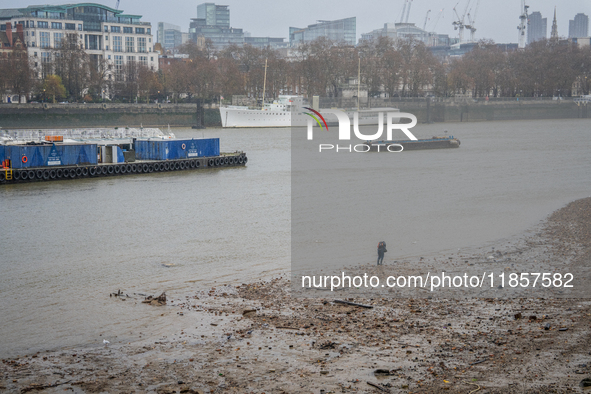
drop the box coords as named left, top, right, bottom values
left=551, top=6, right=559, bottom=40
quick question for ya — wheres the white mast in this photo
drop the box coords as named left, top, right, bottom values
left=261, top=58, right=268, bottom=110
left=357, top=57, right=361, bottom=111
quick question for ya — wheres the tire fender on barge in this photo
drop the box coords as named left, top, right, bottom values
left=1, top=153, right=248, bottom=184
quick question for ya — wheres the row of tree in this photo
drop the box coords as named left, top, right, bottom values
left=2, top=35, right=591, bottom=103
left=160, top=37, right=591, bottom=101
left=448, top=39, right=591, bottom=98
left=160, top=37, right=445, bottom=102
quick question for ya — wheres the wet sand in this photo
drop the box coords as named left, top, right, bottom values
left=2, top=198, right=591, bottom=393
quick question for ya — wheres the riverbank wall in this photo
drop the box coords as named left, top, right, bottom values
left=400, top=99, right=590, bottom=123
left=319, top=97, right=590, bottom=123
left=0, top=103, right=221, bottom=129
left=0, top=100, right=589, bottom=129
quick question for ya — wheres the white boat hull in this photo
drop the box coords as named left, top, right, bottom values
left=220, top=106, right=293, bottom=128
left=219, top=106, right=400, bottom=128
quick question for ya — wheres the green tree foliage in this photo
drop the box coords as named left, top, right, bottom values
left=43, top=74, right=66, bottom=103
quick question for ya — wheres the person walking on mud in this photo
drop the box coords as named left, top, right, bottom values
left=377, top=241, right=387, bottom=265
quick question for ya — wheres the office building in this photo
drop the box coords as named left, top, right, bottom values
left=197, top=3, right=229, bottom=28
left=244, top=36, right=288, bottom=49
left=528, top=12, right=547, bottom=44
left=189, top=3, right=285, bottom=49
left=189, top=18, right=243, bottom=48
left=189, top=3, right=241, bottom=48
left=157, top=22, right=182, bottom=51
left=569, top=13, right=589, bottom=39
left=289, top=17, right=356, bottom=47
left=0, top=3, right=158, bottom=81
left=361, top=22, right=447, bottom=47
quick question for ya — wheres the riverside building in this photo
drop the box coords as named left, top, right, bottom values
left=289, top=17, right=356, bottom=47
left=189, top=3, right=286, bottom=50
left=157, top=22, right=182, bottom=52
left=0, top=3, right=158, bottom=81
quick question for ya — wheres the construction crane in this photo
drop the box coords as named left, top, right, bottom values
left=465, top=0, right=480, bottom=42
left=399, top=0, right=408, bottom=24
left=452, top=4, right=464, bottom=43
left=517, top=0, right=529, bottom=48
left=431, top=8, right=444, bottom=31
left=452, top=0, right=471, bottom=43
left=423, top=10, right=431, bottom=31
left=115, top=0, right=120, bottom=10
left=405, top=0, right=413, bottom=23
left=398, top=0, right=413, bottom=24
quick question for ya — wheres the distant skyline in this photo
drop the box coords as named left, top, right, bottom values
left=2, top=0, right=590, bottom=44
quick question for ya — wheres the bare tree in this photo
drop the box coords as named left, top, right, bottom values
left=87, top=55, right=110, bottom=101
left=10, top=44, right=33, bottom=102
left=162, top=61, right=192, bottom=103
left=397, top=38, right=437, bottom=97
left=138, top=66, right=162, bottom=103
left=52, top=33, right=90, bottom=100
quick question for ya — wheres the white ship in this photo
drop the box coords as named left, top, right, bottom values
left=219, top=95, right=399, bottom=128
left=219, top=95, right=301, bottom=128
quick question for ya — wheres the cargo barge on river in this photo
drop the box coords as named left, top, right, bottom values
left=368, top=135, right=460, bottom=151
left=0, top=127, right=247, bottom=184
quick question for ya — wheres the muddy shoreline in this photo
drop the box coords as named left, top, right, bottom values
left=2, top=198, right=591, bottom=393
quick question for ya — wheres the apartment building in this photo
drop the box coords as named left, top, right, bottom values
left=0, top=3, right=158, bottom=81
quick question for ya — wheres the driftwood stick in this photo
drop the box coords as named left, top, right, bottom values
left=367, top=381, right=390, bottom=392
left=334, top=300, right=373, bottom=309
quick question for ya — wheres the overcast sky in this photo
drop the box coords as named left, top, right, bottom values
left=3, top=0, right=590, bottom=43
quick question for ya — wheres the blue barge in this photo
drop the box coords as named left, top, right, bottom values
left=0, top=128, right=247, bottom=184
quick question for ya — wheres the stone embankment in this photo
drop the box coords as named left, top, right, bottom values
left=0, top=103, right=220, bottom=128
left=1, top=99, right=589, bottom=128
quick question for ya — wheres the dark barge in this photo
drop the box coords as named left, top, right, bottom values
left=0, top=128, right=247, bottom=184
left=368, top=135, right=460, bottom=151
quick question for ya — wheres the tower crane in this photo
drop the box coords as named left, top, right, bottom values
left=517, top=0, right=529, bottom=48
left=399, top=0, right=408, bottom=24
left=431, top=8, right=444, bottom=31
left=452, top=0, right=471, bottom=44
left=115, top=0, right=120, bottom=9
left=405, top=0, right=413, bottom=23
left=404, top=0, right=412, bottom=23
left=465, top=0, right=480, bottom=42
left=423, top=9, right=431, bottom=31
left=399, top=0, right=413, bottom=24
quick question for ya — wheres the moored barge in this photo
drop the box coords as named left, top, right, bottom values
left=0, top=127, right=247, bottom=184
left=368, top=135, right=460, bottom=152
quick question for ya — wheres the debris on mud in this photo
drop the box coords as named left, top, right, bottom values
left=142, top=292, right=167, bottom=306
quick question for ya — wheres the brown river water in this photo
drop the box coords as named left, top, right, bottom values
left=0, top=119, right=590, bottom=357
